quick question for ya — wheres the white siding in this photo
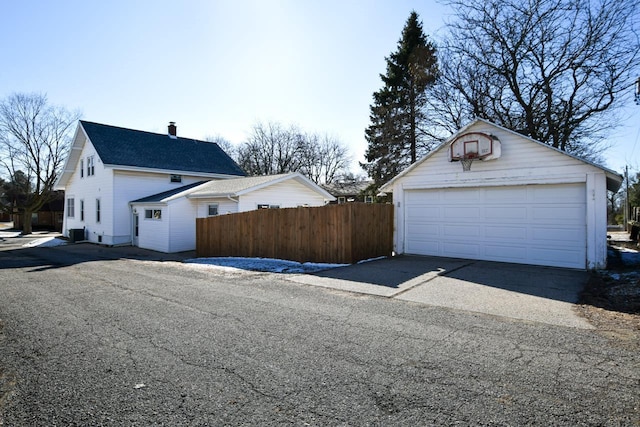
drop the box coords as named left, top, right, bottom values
left=167, top=197, right=198, bottom=253
left=395, top=122, right=599, bottom=190
left=238, top=180, right=328, bottom=211
left=195, top=199, right=239, bottom=217
left=136, top=204, right=170, bottom=253
left=112, top=171, right=214, bottom=245
left=61, top=138, right=114, bottom=244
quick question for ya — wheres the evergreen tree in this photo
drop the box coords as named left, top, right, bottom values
left=362, top=11, right=438, bottom=188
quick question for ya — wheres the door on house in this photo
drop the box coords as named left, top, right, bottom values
left=132, top=213, right=139, bottom=246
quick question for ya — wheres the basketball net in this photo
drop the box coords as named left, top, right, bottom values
left=460, top=157, right=474, bottom=171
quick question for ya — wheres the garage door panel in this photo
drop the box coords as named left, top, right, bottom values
left=443, top=242, right=479, bottom=257
left=485, top=187, right=527, bottom=202
left=531, top=183, right=583, bottom=202
left=411, top=224, right=440, bottom=239
left=407, top=206, right=440, bottom=219
left=484, top=244, right=528, bottom=261
left=529, top=247, right=583, bottom=268
left=484, top=226, right=527, bottom=240
left=485, top=206, right=528, bottom=220
left=532, top=206, right=584, bottom=222
left=406, top=191, right=440, bottom=203
left=406, top=239, right=439, bottom=254
left=442, top=224, right=481, bottom=238
left=531, top=226, right=584, bottom=243
left=443, top=189, right=480, bottom=203
left=404, top=184, right=586, bottom=269
left=444, top=207, right=481, bottom=219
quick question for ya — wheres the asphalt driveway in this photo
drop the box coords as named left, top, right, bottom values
left=290, top=255, right=591, bottom=329
left=1, top=242, right=638, bottom=424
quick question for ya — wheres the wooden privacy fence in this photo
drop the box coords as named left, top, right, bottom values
left=196, top=203, right=394, bottom=264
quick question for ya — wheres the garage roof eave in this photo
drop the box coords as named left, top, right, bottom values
left=606, top=171, right=623, bottom=193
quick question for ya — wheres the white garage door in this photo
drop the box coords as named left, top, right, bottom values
left=404, top=184, right=586, bottom=269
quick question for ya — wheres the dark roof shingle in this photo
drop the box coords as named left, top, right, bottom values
left=130, top=181, right=208, bottom=203
left=81, top=120, right=246, bottom=176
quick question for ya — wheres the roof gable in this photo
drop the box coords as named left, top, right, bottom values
left=380, top=118, right=623, bottom=192
left=185, top=172, right=335, bottom=200
left=130, top=181, right=208, bottom=204
left=81, top=121, right=245, bottom=176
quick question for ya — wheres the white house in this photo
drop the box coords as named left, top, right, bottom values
left=55, top=120, right=247, bottom=246
left=129, top=172, right=335, bottom=253
left=379, top=118, right=623, bottom=270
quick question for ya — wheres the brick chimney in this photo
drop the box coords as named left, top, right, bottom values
left=168, top=121, right=177, bottom=139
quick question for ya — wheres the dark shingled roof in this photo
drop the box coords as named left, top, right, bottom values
left=81, top=120, right=246, bottom=177
left=131, top=181, right=208, bottom=203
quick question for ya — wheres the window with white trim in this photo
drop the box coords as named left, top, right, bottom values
left=170, top=174, right=182, bottom=183
left=338, top=196, right=346, bottom=204
left=145, top=209, right=162, bottom=220
left=257, top=204, right=279, bottom=209
left=67, top=198, right=75, bottom=218
left=87, top=156, right=95, bottom=176
left=96, top=198, right=101, bottom=223
left=80, top=199, right=84, bottom=221
left=364, top=195, right=374, bottom=204
left=208, top=204, right=219, bottom=216
left=80, top=159, right=84, bottom=178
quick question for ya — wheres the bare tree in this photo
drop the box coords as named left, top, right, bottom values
left=236, top=122, right=306, bottom=176
left=0, top=93, right=80, bottom=233
left=300, top=133, right=351, bottom=184
left=236, top=121, right=352, bottom=184
left=432, top=0, right=640, bottom=160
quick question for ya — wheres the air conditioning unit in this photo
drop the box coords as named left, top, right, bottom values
left=69, top=228, right=85, bottom=243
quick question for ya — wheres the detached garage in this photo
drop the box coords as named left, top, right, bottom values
left=379, top=119, right=623, bottom=269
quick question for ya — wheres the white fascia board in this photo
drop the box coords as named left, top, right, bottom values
left=162, top=185, right=212, bottom=202
left=186, top=192, right=236, bottom=199
left=129, top=200, right=169, bottom=208
left=54, top=122, right=86, bottom=189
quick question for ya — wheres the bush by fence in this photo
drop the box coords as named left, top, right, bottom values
left=196, top=203, right=394, bottom=264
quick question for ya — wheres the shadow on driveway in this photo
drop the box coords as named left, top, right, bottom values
left=0, top=241, right=194, bottom=271
left=311, top=255, right=588, bottom=304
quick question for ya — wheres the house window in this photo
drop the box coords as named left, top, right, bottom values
left=257, top=204, right=279, bottom=209
left=80, top=159, right=84, bottom=178
left=87, top=156, right=95, bottom=176
left=96, top=199, right=101, bottom=223
left=208, top=204, right=219, bottom=216
left=145, top=209, right=162, bottom=220
left=67, top=198, right=75, bottom=218
left=80, top=199, right=84, bottom=221
left=365, top=195, right=374, bottom=204
left=338, top=196, right=346, bottom=204
left=170, top=174, right=182, bottom=183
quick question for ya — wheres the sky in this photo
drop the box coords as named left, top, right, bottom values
left=1, top=0, right=638, bottom=175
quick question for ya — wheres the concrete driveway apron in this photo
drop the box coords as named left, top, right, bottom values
left=288, top=255, right=592, bottom=329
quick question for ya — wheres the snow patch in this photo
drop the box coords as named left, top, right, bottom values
left=22, top=237, right=67, bottom=248
left=184, top=257, right=349, bottom=273
left=0, top=231, right=22, bottom=238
